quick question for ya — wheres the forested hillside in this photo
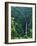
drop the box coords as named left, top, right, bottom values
left=11, top=7, right=32, bottom=39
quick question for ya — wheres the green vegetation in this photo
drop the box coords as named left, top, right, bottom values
left=11, top=7, right=32, bottom=39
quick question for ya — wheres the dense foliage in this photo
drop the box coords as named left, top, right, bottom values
left=11, top=7, right=32, bottom=39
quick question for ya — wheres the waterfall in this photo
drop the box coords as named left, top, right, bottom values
left=26, top=22, right=27, bottom=36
